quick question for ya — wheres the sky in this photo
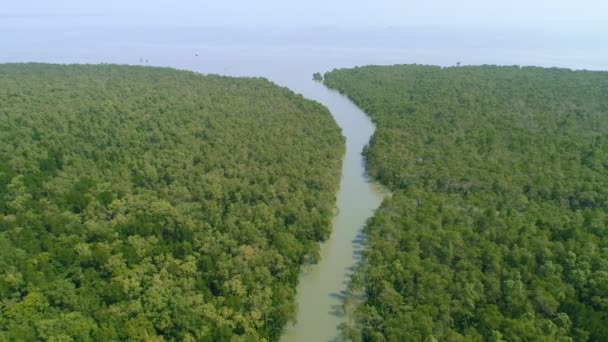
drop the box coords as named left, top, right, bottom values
left=2, top=0, right=608, bottom=34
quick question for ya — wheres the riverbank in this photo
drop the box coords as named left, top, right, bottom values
left=280, top=81, right=389, bottom=342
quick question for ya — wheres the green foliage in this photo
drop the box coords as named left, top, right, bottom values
left=0, top=63, right=344, bottom=341
left=312, top=72, right=323, bottom=82
left=324, top=64, right=608, bottom=341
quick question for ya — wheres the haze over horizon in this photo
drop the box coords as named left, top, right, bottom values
left=3, top=0, right=608, bottom=36
left=3, top=1, right=608, bottom=342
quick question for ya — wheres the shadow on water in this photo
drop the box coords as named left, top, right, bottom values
left=323, top=220, right=375, bottom=340
left=352, top=235, right=365, bottom=246
left=360, top=154, right=373, bottom=179
left=329, top=290, right=348, bottom=301
left=329, top=303, right=344, bottom=317
left=279, top=69, right=390, bottom=342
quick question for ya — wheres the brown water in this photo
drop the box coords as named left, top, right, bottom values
left=279, top=84, right=389, bottom=342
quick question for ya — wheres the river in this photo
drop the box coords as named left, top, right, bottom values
left=278, top=84, right=389, bottom=342
left=3, top=25, right=607, bottom=341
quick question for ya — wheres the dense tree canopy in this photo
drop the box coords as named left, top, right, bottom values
left=0, top=63, right=344, bottom=341
left=324, top=64, right=608, bottom=341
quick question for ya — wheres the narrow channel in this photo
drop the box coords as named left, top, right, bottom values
left=279, top=80, right=389, bottom=342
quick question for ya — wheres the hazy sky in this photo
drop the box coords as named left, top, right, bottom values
left=3, top=0, right=608, bottom=33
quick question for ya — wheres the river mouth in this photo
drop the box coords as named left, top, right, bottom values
left=5, top=25, right=602, bottom=342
